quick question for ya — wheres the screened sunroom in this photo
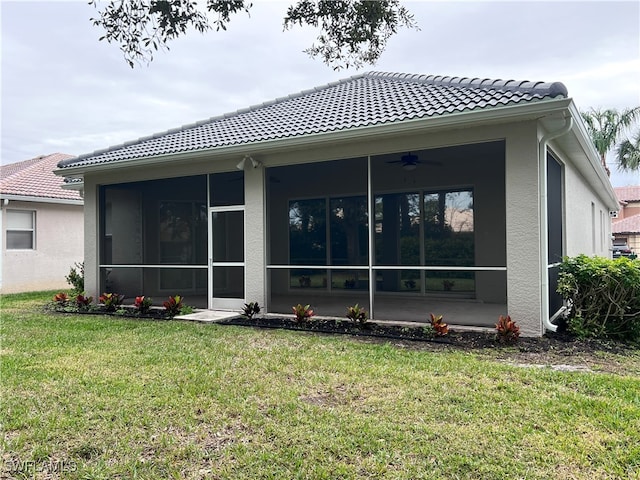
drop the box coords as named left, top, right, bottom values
left=266, top=141, right=507, bottom=327
left=99, top=172, right=244, bottom=309
left=59, top=71, right=620, bottom=336
left=98, top=140, right=507, bottom=326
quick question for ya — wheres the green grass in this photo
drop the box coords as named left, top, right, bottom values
left=2, top=292, right=640, bottom=479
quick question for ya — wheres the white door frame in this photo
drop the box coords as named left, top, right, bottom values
left=208, top=205, right=245, bottom=310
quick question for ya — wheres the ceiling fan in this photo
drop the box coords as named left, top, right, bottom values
left=387, top=152, right=442, bottom=171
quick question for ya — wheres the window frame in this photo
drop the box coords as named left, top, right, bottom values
left=6, top=209, right=36, bottom=250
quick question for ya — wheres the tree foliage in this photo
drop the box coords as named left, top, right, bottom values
left=90, top=0, right=418, bottom=69
left=581, top=106, right=640, bottom=175
left=616, top=130, right=640, bottom=172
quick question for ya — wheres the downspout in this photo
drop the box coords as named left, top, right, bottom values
left=539, top=115, right=573, bottom=333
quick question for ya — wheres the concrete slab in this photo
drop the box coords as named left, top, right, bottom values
left=174, top=310, right=241, bottom=323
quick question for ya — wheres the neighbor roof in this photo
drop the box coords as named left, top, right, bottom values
left=58, top=71, right=568, bottom=170
left=1, top=153, right=82, bottom=201
left=615, top=185, right=640, bottom=203
left=612, top=214, right=640, bottom=234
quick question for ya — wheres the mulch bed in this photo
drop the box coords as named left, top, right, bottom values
left=218, top=315, right=636, bottom=356
left=49, top=305, right=638, bottom=371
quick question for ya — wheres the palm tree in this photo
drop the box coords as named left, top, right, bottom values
left=616, top=130, right=640, bottom=172
left=581, top=107, right=640, bottom=176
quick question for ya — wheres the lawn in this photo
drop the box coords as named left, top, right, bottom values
left=1, top=292, right=639, bottom=479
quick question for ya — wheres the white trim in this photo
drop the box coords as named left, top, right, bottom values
left=0, top=194, right=83, bottom=205
left=209, top=205, right=246, bottom=310
left=367, top=155, right=375, bottom=319
left=266, top=265, right=506, bottom=271
left=99, top=264, right=207, bottom=269
left=566, top=102, right=619, bottom=209
left=5, top=209, right=36, bottom=250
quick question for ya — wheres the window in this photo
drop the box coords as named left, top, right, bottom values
left=374, top=189, right=475, bottom=293
left=6, top=210, right=35, bottom=249
left=289, top=198, right=327, bottom=266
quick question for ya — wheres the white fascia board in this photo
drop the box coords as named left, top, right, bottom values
left=567, top=101, right=619, bottom=209
left=54, top=98, right=573, bottom=178
left=0, top=194, right=83, bottom=205
left=60, top=181, right=85, bottom=192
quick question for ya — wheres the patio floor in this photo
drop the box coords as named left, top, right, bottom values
left=269, top=294, right=506, bottom=328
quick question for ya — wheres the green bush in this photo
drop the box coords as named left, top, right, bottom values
left=65, top=262, right=84, bottom=294
left=557, top=255, right=640, bottom=340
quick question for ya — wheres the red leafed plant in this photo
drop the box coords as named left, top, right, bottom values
left=99, top=292, right=124, bottom=312
left=75, top=294, right=93, bottom=310
left=496, top=315, right=520, bottom=343
left=429, top=313, right=449, bottom=336
left=346, top=303, right=368, bottom=325
left=134, top=295, right=153, bottom=314
left=292, top=303, right=315, bottom=323
left=53, top=292, right=70, bottom=305
left=163, top=295, right=184, bottom=317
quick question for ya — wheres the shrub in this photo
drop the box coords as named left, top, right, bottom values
left=346, top=303, right=368, bottom=324
left=99, top=293, right=124, bottom=312
left=495, top=315, right=520, bottom=344
left=179, top=304, right=194, bottom=315
left=428, top=313, right=449, bottom=336
left=292, top=303, right=314, bottom=323
left=75, top=293, right=93, bottom=311
left=242, top=302, right=261, bottom=320
left=557, top=255, right=640, bottom=340
left=53, top=292, right=70, bottom=306
left=134, top=296, right=153, bottom=314
left=163, top=295, right=184, bottom=317
left=65, top=262, right=84, bottom=294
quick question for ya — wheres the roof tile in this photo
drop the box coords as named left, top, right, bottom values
left=58, top=71, right=568, bottom=170
left=615, top=185, right=640, bottom=203
left=612, top=213, right=640, bottom=234
left=1, top=153, right=81, bottom=201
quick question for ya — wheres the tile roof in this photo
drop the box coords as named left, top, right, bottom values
left=613, top=213, right=640, bottom=234
left=1, top=153, right=82, bottom=201
left=58, top=71, right=568, bottom=170
left=614, top=185, right=640, bottom=203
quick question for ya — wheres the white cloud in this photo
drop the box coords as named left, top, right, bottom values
left=1, top=0, right=639, bottom=189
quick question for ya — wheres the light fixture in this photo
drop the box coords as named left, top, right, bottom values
left=236, top=154, right=262, bottom=170
left=402, top=163, right=417, bottom=171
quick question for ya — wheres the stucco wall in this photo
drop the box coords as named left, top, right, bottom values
left=505, top=122, right=543, bottom=337
left=244, top=164, right=266, bottom=307
left=558, top=147, right=613, bottom=258
left=1, top=200, right=83, bottom=293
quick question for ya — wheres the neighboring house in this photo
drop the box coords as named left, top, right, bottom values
left=55, top=72, right=618, bottom=336
left=1, top=153, right=84, bottom=293
left=613, top=185, right=640, bottom=254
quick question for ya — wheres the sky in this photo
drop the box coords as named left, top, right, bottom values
left=1, top=0, right=639, bottom=187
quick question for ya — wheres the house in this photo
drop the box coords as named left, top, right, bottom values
left=1, top=153, right=83, bottom=293
left=612, top=185, right=640, bottom=254
left=55, top=71, right=618, bottom=336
